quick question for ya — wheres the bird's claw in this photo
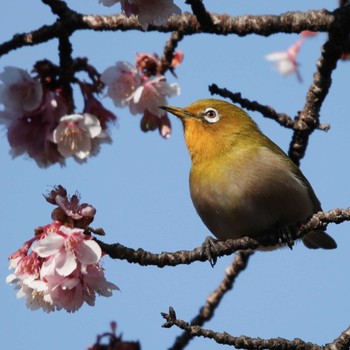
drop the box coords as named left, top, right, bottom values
left=277, top=226, right=295, bottom=250
left=200, top=236, right=219, bottom=267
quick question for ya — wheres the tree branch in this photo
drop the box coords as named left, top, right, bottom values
left=288, top=5, right=350, bottom=165
left=185, top=0, right=215, bottom=31
left=162, top=307, right=321, bottom=350
left=160, top=31, right=184, bottom=75
left=209, top=84, right=296, bottom=129
left=169, top=251, right=252, bottom=350
left=96, top=207, right=349, bottom=267
left=41, top=0, right=73, bottom=17
left=325, top=326, right=350, bottom=350
left=2, top=8, right=347, bottom=58
left=209, top=84, right=331, bottom=131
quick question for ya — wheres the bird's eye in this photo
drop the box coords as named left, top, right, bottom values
left=203, top=108, right=220, bottom=123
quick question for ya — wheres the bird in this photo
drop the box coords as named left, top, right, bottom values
left=161, top=98, right=336, bottom=250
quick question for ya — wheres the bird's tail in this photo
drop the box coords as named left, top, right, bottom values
left=302, top=230, right=337, bottom=249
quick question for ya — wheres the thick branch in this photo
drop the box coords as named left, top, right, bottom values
left=41, top=0, right=72, bottom=17
left=288, top=6, right=350, bottom=165
left=96, top=207, right=350, bottom=267
left=83, top=9, right=339, bottom=35
left=162, top=307, right=321, bottom=350
left=185, top=0, right=215, bottom=31
left=169, top=251, right=252, bottom=350
left=325, top=327, right=350, bottom=350
left=58, top=34, right=74, bottom=112
left=1, top=9, right=346, bottom=58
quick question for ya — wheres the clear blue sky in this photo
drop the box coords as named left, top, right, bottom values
left=1, top=1, right=350, bottom=349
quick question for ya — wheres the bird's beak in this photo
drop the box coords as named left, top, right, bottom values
left=160, top=105, right=194, bottom=120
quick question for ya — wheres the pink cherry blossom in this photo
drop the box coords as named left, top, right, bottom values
left=159, top=114, right=171, bottom=139
left=6, top=89, right=68, bottom=167
left=265, top=31, right=317, bottom=81
left=7, top=218, right=118, bottom=313
left=171, top=51, right=184, bottom=68
left=101, top=52, right=181, bottom=138
left=81, top=83, right=117, bottom=130
left=140, top=110, right=161, bottom=132
left=0, top=66, right=43, bottom=112
left=134, top=0, right=181, bottom=30
left=33, top=226, right=102, bottom=277
left=129, top=75, right=180, bottom=117
left=136, top=53, right=160, bottom=76
left=140, top=111, right=172, bottom=139
left=99, top=0, right=181, bottom=30
left=265, top=42, right=302, bottom=80
left=101, top=61, right=141, bottom=107
left=52, top=113, right=107, bottom=160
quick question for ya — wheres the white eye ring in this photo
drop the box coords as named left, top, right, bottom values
left=203, top=107, right=220, bottom=123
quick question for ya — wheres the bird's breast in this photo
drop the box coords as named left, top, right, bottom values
left=189, top=147, right=315, bottom=241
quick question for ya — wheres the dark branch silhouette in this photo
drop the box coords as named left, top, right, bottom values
left=169, top=251, right=252, bottom=350
left=3, top=8, right=350, bottom=58
left=288, top=6, right=350, bottom=165
left=96, top=207, right=350, bottom=267
left=162, top=307, right=321, bottom=350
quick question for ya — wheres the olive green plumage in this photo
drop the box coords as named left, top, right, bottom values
left=162, top=99, right=336, bottom=249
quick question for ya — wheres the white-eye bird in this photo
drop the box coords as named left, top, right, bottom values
left=162, top=99, right=336, bottom=249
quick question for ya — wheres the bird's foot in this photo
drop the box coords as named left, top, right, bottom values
left=200, top=236, right=219, bottom=267
left=276, top=226, right=295, bottom=250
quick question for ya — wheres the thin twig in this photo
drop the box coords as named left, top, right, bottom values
left=209, top=84, right=296, bottom=129
left=162, top=307, right=321, bottom=350
left=169, top=251, right=252, bottom=350
left=160, top=31, right=184, bottom=75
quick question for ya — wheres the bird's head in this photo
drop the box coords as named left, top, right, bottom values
left=161, top=99, right=260, bottom=161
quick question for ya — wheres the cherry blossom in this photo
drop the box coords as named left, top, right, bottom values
left=101, top=51, right=181, bottom=138
left=101, top=61, right=141, bottom=107
left=0, top=66, right=43, bottom=112
left=6, top=186, right=118, bottom=313
left=52, top=113, right=108, bottom=161
left=129, top=76, right=180, bottom=117
left=265, top=42, right=302, bottom=80
left=140, top=110, right=172, bottom=139
left=136, top=53, right=160, bottom=76
left=159, top=114, right=172, bottom=139
left=99, top=0, right=181, bottom=30
left=266, top=31, right=317, bottom=81
left=171, top=51, right=184, bottom=68
left=45, top=185, right=97, bottom=228
left=6, top=90, right=68, bottom=167
left=0, top=63, right=116, bottom=167
left=81, top=83, right=117, bottom=130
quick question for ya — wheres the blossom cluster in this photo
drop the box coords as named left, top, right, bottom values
left=6, top=186, right=118, bottom=313
left=0, top=64, right=116, bottom=167
left=265, top=31, right=318, bottom=81
left=101, top=52, right=182, bottom=139
left=99, top=0, right=181, bottom=30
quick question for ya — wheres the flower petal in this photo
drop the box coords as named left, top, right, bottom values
left=32, top=234, right=64, bottom=257
left=75, top=239, right=102, bottom=265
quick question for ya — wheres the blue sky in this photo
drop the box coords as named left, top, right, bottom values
left=1, top=1, right=350, bottom=349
